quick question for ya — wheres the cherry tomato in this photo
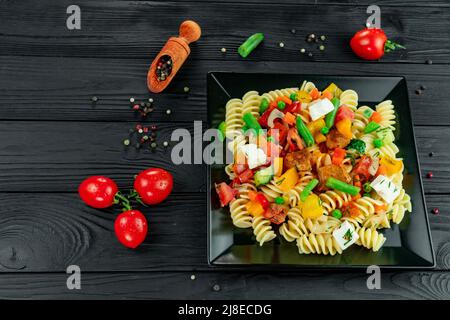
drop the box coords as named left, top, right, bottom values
left=78, top=176, right=118, bottom=209
left=335, top=106, right=355, bottom=123
left=350, top=28, right=387, bottom=60
left=134, top=168, right=173, bottom=205
left=114, top=210, right=148, bottom=249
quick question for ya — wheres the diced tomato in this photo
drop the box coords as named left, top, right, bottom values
left=237, top=169, right=254, bottom=183
left=284, top=101, right=302, bottom=114
left=215, top=182, right=237, bottom=207
left=332, top=148, right=346, bottom=165
left=335, top=106, right=355, bottom=123
left=369, top=111, right=382, bottom=123
left=353, top=156, right=373, bottom=180
left=268, top=122, right=288, bottom=145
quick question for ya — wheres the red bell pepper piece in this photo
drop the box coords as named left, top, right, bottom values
left=332, top=148, right=346, bottom=165
left=255, top=193, right=269, bottom=209
left=335, top=105, right=355, bottom=123
left=258, top=105, right=276, bottom=128
left=268, top=122, right=288, bottom=145
left=284, top=101, right=302, bottom=114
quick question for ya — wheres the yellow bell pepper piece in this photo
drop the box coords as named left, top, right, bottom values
left=245, top=201, right=264, bottom=217
left=296, top=90, right=312, bottom=103
left=276, top=167, right=298, bottom=193
left=380, top=156, right=403, bottom=176
left=273, top=157, right=283, bottom=176
left=323, top=83, right=343, bottom=98
left=336, top=118, right=352, bottom=139
left=314, top=133, right=327, bottom=144
left=307, top=118, right=326, bottom=136
left=299, top=194, right=323, bottom=219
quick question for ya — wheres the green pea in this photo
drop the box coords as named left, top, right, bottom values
left=260, top=98, right=269, bottom=114
left=331, top=209, right=342, bottom=219
left=275, top=196, right=285, bottom=204
left=277, top=101, right=286, bottom=110
left=320, top=126, right=329, bottom=135
left=373, top=138, right=384, bottom=148
left=289, top=93, right=297, bottom=101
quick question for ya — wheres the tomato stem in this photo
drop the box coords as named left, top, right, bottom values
left=384, top=39, right=406, bottom=53
left=114, top=192, right=132, bottom=211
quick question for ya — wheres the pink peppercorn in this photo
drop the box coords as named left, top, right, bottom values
left=432, top=208, right=439, bottom=215
left=426, top=172, right=433, bottom=179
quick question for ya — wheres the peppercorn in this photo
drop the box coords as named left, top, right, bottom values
left=163, top=141, right=169, bottom=147
left=138, top=129, right=143, bottom=134
left=148, top=98, right=154, bottom=103
left=91, top=96, right=98, bottom=102
left=426, top=172, right=433, bottom=179
left=221, top=47, right=227, bottom=53
left=279, top=42, right=285, bottom=48
left=420, top=85, right=427, bottom=90
left=184, top=86, right=190, bottom=93
left=135, top=143, right=141, bottom=149
left=308, top=52, right=313, bottom=57
left=429, top=152, right=434, bottom=157
left=140, top=102, right=145, bottom=107
left=123, top=139, right=130, bottom=146
left=136, top=124, right=142, bottom=130
left=143, top=135, right=149, bottom=141
left=151, top=125, right=157, bottom=131
left=319, top=45, right=325, bottom=51
left=310, top=34, right=316, bottom=39
left=166, top=109, right=172, bottom=115
left=132, top=104, right=140, bottom=110
left=320, top=35, right=326, bottom=41
left=129, top=97, right=135, bottom=103
left=212, top=284, right=221, bottom=292
left=432, top=208, right=439, bottom=215
left=150, top=142, right=157, bottom=148
left=300, top=48, right=306, bottom=53
left=426, top=59, right=433, bottom=65
left=290, top=29, right=296, bottom=34
left=415, top=89, right=422, bottom=95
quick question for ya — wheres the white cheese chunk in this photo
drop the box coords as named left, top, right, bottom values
left=308, top=99, right=334, bottom=121
left=370, top=175, right=400, bottom=204
left=239, top=144, right=267, bottom=169
left=333, top=220, right=359, bottom=250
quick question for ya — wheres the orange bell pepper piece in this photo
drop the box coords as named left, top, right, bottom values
left=336, top=118, right=352, bottom=139
left=276, top=96, right=292, bottom=105
left=321, top=90, right=333, bottom=100
left=369, top=111, right=382, bottom=123
left=332, top=148, right=346, bottom=165
left=309, top=88, right=320, bottom=100
left=283, top=112, right=296, bottom=125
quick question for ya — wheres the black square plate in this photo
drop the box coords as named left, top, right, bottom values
left=207, top=72, right=435, bottom=269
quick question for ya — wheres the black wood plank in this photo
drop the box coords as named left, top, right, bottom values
left=1, top=57, right=450, bottom=125
left=0, top=193, right=446, bottom=272
left=0, top=1, right=449, bottom=63
left=0, top=271, right=449, bottom=299
left=0, top=121, right=447, bottom=193
left=0, top=121, right=206, bottom=192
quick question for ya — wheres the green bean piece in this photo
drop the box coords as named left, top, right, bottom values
left=325, top=177, right=360, bottom=196
left=238, top=33, right=264, bottom=58
left=324, top=97, right=340, bottom=128
left=296, top=116, right=315, bottom=147
left=300, top=179, right=319, bottom=202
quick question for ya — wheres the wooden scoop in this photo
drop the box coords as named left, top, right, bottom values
left=147, top=20, right=201, bottom=93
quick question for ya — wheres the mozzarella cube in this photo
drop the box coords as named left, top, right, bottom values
left=239, top=144, right=267, bottom=169
left=308, top=99, right=334, bottom=121
left=370, top=175, right=400, bottom=204
left=333, top=220, right=359, bottom=250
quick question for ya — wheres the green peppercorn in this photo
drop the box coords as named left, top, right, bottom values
left=319, top=45, right=325, bottom=51
left=289, top=93, right=297, bottom=101
left=320, top=126, right=329, bottom=135
left=277, top=101, right=286, bottom=110
left=184, top=86, right=190, bottom=93
left=373, top=138, right=384, bottom=148
left=123, top=139, right=130, bottom=146
left=320, top=35, right=326, bottom=41
left=275, top=196, right=285, bottom=204
left=331, top=209, right=342, bottom=219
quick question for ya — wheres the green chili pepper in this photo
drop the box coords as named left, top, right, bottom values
left=277, top=101, right=286, bottom=110
left=325, top=97, right=340, bottom=128
left=364, top=121, right=381, bottom=134
left=296, top=116, right=315, bottom=147
left=373, top=138, right=384, bottom=148
left=238, top=33, right=264, bottom=58
left=218, top=121, right=227, bottom=141
left=325, top=177, right=360, bottom=196
left=289, top=93, right=297, bottom=101
left=260, top=98, right=269, bottom=114
left=363, top=182, right=372, bottom=193
left=331, top=209, right=342, bottom=219
left=242, top=112, right=262, bottom=134
left=300, top=179, right=319, bottom=202
left=275, top=196, right=285, bottom=204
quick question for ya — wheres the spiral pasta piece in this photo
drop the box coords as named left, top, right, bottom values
left=259, top=179, right=283, bottom=202
left=363, top=212, right=390, bottom=229
left=353, top=196, right=385, bottom=217
left=356, top=227, right=386, bottom=252
left=360, top=133, right=399, bottom=159
left=242, top=91, right=261, bottom=118
left=225, top=163, right=235, bottom=179
left=375, top=100, right=396, bottom=130
left=297, top=233, right=343, bottom=255
left=279, top=208, right=308, bottom=242
left=319, top=190, right=351, bottom=213
left=300, top=81, right=316, bottom=93
left=236, top=182, right=257, bottom=200
left=352, top=105, right=372, bottom=137
left=261, top=88, right=298, bottom=103
left=225, top=98, right=244, bottom=139
left=253, top=216, right=277, bottom=246
left=388, top=188, right=412, bottom=224
left=339, top=89, right=358, bottom=111
left=230, top=198, right=253, bottom=228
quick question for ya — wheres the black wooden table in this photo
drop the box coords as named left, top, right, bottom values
left=0, top=0, right=449, bottom=299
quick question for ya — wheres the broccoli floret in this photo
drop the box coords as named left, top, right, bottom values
left=347, top=139, right=366, bottom=154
